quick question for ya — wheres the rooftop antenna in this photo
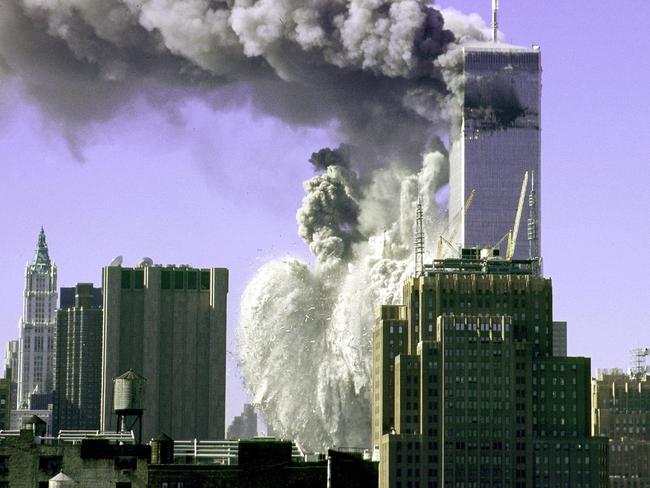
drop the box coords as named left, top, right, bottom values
left=414, top=192, right=424, bottom=277
left=492, top=0, right=499, bottom=43
left=527, top=170, right=538, bottom=260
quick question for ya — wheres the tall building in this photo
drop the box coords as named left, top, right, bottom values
left=372, top=249, right=608, bottom=487
left=0, top=376, right=11, bottom=429
left=552, top=321, right=567, bottom=357
left=227, top=403, right=258, bottom=440
left=449, top=43, right=541, bottom=259
left=101, top=262, right=228, bottom=442
left=593, top=367, right=650, bottom=487
left=53, top=283, right=103, bottom=433
left=17, top=228, right=58, bottom=407
left=4, top=340, right=19, bottom=409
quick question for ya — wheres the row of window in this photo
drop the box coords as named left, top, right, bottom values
left=121, top=269, right=211, bottom=291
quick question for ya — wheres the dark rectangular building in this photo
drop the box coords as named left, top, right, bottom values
left=53, top=283, right=103, bottom=433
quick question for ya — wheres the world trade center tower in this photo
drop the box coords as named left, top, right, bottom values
left=449, top=42, right=541, bottom=260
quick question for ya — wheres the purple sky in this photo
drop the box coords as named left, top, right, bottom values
left=0, top=1, right=648, bottom=426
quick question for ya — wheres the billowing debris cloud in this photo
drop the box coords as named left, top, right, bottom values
left=240, top=150, right=449, bottom=449
left=0, top=0, right=473, bottom=165
left=0, top=0, right=496, bottom=450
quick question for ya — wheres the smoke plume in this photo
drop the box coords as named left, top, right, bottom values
left=0, top=0, right=498, bottom=449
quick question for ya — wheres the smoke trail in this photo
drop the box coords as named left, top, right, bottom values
left=0, top=0, right=501, bottom=449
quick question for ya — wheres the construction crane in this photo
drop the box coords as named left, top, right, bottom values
left=505, top=171, right=529, bottom=260
left=631, top=348, right=650, bottom=379
left=436, top=189, right=476, bottom=259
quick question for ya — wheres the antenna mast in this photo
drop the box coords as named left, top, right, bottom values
left=492, top=0, right=499, bottom=43
left=414, top=194, right=424, bottom=277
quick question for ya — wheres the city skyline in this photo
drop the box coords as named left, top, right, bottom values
left=0, top=0, right=648, bottom=431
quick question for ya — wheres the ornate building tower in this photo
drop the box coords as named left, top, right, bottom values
left=17, top=228, right=58, bottom=407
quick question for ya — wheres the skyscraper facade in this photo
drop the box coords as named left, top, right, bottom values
left=4, top=340, right=19, bottom=409
left=449, top=44, right=541, bottom=259
left=17, top=228, right=58, bottom=407
left=593, top=368, right=650, bottom=487
left=53, top=283, right=103, bottom=433
left=101, top=263, right=228, bottom=442
left=372, top=251, right=608, bottom=487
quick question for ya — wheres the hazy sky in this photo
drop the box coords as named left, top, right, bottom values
left=0, top=0, right=648, bottom=426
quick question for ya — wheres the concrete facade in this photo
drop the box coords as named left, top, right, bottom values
left=101, top=264, right=228, bottom=443
left=53, top=283, right=103, bottom=433
left=17, top=228, right=58, bottom=407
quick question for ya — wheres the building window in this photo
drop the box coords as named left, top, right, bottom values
left=116, top=483, right=132, bottom=488
left=200, top=271, right=210, bottom=290
left=174, top=271, right=184, bottom=290
left=187, top=271, right=198, bottom=290
left=38, top=456, right=62, bottom=475
left=160, top=270, right=172, bottom=289
left=121, top=270, right=131, bottom=289
left=134, top=270, right=145, bottom=289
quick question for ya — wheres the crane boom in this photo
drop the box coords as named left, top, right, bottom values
left=437, top=189, right=476, bottom=259
left=506, top=172, right=529, bottom=260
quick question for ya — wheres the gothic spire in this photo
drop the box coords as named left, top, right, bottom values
left=32, top=226, right=51, bottom=268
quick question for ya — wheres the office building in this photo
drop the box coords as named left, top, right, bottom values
left=227, top=403, right=258, bottom=440
left=552, top=321, right=567, bottom=357
left=17, top=227, right=58, bottom=407
left=373, top=249, right=608, bottom=487
left=4, top=340, right=19, bottom=409
left=59, top=285, right=102, bottom=309
left=101, top=262, right=228, bottom=443
left=449, top=43, right=541, bottom=259
left=0, top=376, right=10, bottom=429
left=593, top=367, right=650, bottom=487
left=53, top=283, right=103, bottom=433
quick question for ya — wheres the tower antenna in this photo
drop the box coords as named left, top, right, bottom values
left=414, top=192, right=424, bottom=277
left=492, top=0, right=499, bottom=43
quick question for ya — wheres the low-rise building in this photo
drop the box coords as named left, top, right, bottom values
left=0, top=428, right=149, bottom=488
left=148, top=437, right=377, bottom=488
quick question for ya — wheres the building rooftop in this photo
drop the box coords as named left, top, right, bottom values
left=0, top=429, right=136, bottom=444
left=462, top=41, right=541, bottom=53
left=173, top=438, right=306, bottom=465
left=424, top=248, right=541, bottom=276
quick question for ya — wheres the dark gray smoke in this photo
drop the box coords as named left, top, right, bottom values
left=309, top=146, right=350, bottom=171
left=297, top=165, right=361, bottom=270
left=0, top=0, right=466, bottom=165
